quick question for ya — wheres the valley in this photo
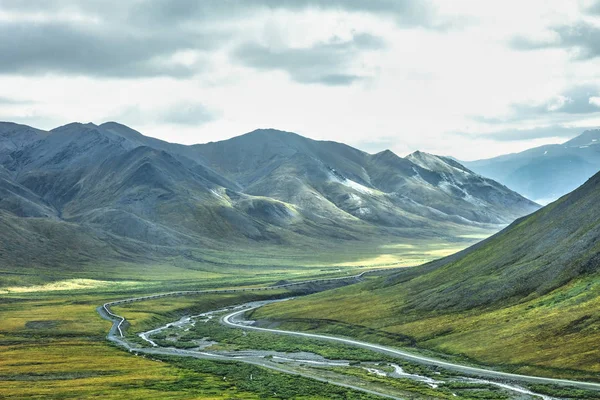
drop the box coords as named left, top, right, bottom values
left=95, top=280, right=599, bottom=399
left=4, top=2, right=600, bottom=398
left=1, top=123, right=599, bottom=399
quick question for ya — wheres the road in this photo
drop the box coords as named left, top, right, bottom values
left=222, top=306, right=600, bottom=392
left=102, top=270, right=375, bottom=337
left=97, top=270, right=600, bottom=397
left=97, top=300, right=405, bottom=400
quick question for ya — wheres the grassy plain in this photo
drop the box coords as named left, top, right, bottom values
left=0, top=240, right=432, bottom=400
left=0, top=286, right=384, bottom=399
left=0, top=229, right=486, bottom=290
left=0, top=229, right=499, bottom=398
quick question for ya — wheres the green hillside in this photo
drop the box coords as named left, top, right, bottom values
left=254, top=172, right=600, bottom=380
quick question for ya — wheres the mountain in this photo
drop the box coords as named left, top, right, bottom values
left=463, top=129, right=600, bottom=204
left=0, top=121, right=538, bottom=285
left=194, top=130, right=538, bottom=226
left=255, top=171, right=600, bottom=378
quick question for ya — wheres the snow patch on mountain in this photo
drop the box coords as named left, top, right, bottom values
left=328, top=171, right=374, bottom=195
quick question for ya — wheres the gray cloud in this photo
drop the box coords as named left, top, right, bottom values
left=512, top=85, right=600, bottom=115
left=457, top=125, right=585, bottom=142
left=0, top=20, right=222, bottom=78
left=0, top=0, right=408, bottom=81
left=475, top=85, right=600, bottom=124
left=587, top=1, right=600, bottom=15
left=0, top=97, right=34, bottom=105
left=161, top=103, right=216, bottom=126
left=511, top=21, right=600, bottom=60
left=129, top=0, right=443, bottom=29
left=233, top=33, right=384, bottom=85
left=109, top=103, right=216, bottom=127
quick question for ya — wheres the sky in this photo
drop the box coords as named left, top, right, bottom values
left=1, top=0, right=600, bottom=160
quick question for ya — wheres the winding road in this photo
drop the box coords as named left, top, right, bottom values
left=222, top=305, right=600, bottom=392
left=97, top=270, right=600, bottom=398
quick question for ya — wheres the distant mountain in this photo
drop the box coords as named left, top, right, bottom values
left=0, top=121, right=538, bottom=279
left=463, top=129, right=600, bottom=204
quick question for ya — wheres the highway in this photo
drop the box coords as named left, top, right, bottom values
left=97, top=269, right=600, bottom=397
left=221, top=305, right=600, bottom=392
left=101, top=269, right=375, bottom=337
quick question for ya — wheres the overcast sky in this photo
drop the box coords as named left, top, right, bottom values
left=1, top=0, right=600, bottom=160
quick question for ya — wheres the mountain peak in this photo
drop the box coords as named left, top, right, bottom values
left=0, top=121, right=47, bottom=136
left=563, top=128, right=600, bottom=147
left=242, top=128, right=304, bottom=140
left=99, top=121, right=145, bottom=140
left=51, top=122, right=99, bottom=134
left=406, top=150, right=442, bottom=168
left=373, top=149, right=398, bottom=159
left=406, top=150, right=474, bottom=175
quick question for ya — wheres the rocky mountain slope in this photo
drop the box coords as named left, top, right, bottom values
left=0, top=121, right=538, bottom=280
left=194, top=129, right=538, bottom=226
left=464, top=129, right=600, bottom=204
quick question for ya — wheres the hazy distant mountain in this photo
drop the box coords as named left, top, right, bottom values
left=463, top=129, right=600, bottom=204
left=0, top=121, right=539, bottom=273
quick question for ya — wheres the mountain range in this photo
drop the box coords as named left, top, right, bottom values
left=464, top=129, right=600, bottom=204
left=0, top=121, right=538, bottom=282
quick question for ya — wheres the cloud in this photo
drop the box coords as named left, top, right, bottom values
left=233, top=33, right=384, bottom=85
left=128, top=0, right=444, bottom=29
left=457, top=125, right=585, bottom=142
left=513, top=85, right=600, bottom=115
left=587, top=1, right=600, bottom=15
left=0, top=19, right=223, bottom=78
left=0, top=1, right=404, bottom=81
left=511, top=21, right=600, bottom=60
left=475, top=85, right=600, bottom=124
left=160, top=103, right=216, bottom=126
left=0, top=96, right=34, bottom=105
left=109, top=103, right=216, bottom=127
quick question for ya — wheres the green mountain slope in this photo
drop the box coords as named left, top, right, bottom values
left=255, top=172, right=600, bottom=379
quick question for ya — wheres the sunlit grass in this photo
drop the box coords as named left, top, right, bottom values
left=254, top=276, right=600, bottom=381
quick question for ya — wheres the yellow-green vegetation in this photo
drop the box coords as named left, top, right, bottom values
left=0, top=288, right=386, bottom=399
left=1, top=242, right=439, bottom=399
left=328, top=367, right=509, bottom=400
left=253, top=276, right=600, bottom=380
left=1, top=222, right=492, bottom=290
left=135, top=297, right=530, bottom=400
left=0, top=293, right=269, bottom=399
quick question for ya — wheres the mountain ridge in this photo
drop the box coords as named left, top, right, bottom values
left=464, top=128, right=600, bottom=204
left=0, top=121, right=539, bottom=285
